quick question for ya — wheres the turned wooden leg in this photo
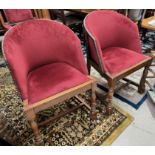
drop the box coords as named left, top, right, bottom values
left=91, top=82, right=97, bottom=120
left=105, top=80, right=115, bottom=115
left=138, top=60, right=152, bottom=94
left=25, top=110, right=44, bottom=146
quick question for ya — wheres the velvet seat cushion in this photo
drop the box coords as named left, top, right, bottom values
left=102, top=47, right=149, bottom=76
left=27, top=62, right=89, bottom=104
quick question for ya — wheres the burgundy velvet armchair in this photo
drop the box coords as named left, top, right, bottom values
left=0, top=9, right=34, bottom=30
left=84, top=10, right=152, bottom=115
left=2, top=19, right=97, bottom=145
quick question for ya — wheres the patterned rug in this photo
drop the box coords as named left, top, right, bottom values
left=0, top=67, right=133, bottom=146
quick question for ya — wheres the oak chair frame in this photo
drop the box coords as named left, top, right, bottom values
left=83, top=20, right=152, bottom=115
left=22, top=76, right=96, bottom=145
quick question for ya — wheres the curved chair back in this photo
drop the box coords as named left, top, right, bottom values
left=84, top=10, right=142, bottom=72
left=2, top=19, right=87, bottom=100
left=4, top=9, right=33, bottom=23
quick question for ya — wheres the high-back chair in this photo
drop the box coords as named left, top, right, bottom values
left=0, top=9, right=34, bottom=30
left=84, top=10, right=152, bottom=115
left=2, top=19, right=97, bottom=145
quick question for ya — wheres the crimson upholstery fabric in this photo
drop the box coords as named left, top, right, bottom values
left=28, top=63, right=89, bottom=104
left=3, top=19, right=88, bottom=104
left=4, top=9, right=33, bottom=23
left=102, top=47, right=148, bottom=76
left=84, top=10, right=149, bottom=75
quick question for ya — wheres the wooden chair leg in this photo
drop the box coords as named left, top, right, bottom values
left=29, top=119, right=44, bottom=146
left=87, top=61, right=91, bottom=74
left=138, top=60, right=152, bottom=94
left=105, top=80, right=115, bottom=115
left=25, top=110, right=44, bottom=146
left=91, top=82, right=97, bottom=120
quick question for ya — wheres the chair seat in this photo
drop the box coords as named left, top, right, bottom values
left=102, top=47, right=149, bottom=76
left=27, top=63, right=89, bottom=104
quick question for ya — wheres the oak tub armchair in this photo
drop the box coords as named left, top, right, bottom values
left=84, top=10, right=152, bottom=115
left=2, top=19, right=97, bottom=145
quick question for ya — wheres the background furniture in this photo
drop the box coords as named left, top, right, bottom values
left=146, top=51, right=155, bottom=91
left=141, top=16, right=155, bottom=31
left=50, top=9, right=87, bottom=25
left=141, top=16, right=155, bottom=39
left=34, top=9, right=51, bottom=19
left=2, top=19, right=96, bottom=145
left=50, top=9, right=120, bottom=26
left=0, top=9, right=51, bottom=31
left=0, top=11, right=12, bottom=31
left=146, top=51, right=155, bottom=103
left=0, top=9, right=35, bottom=30
left=140, top=15, right=155, bottom=52
left=84, top=10, right=152, bottom=115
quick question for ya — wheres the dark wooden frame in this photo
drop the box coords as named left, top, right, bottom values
left=83, top=20, right=152, bottom=115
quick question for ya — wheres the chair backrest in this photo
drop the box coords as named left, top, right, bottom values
left=2, top=19, right=87, bottom=100
left=84, top=10, right=142, bottom=69
left=3, top=9, right=33, bottom=23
